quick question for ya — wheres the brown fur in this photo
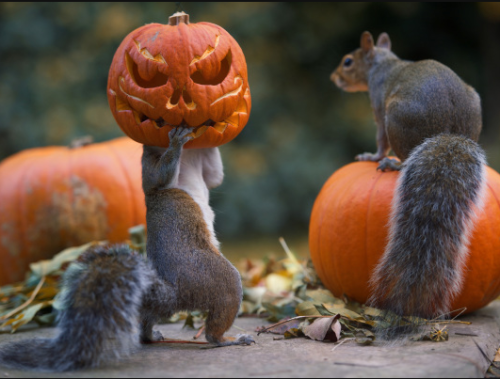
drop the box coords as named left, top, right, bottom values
left=140, top=127, right=254, bottom=346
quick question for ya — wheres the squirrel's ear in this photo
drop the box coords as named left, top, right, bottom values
left=376, top=33, right=391, bottom=50
left=360, top=31, right=374, bottom=54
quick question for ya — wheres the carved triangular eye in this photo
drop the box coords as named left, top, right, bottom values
left=125, top=52, right=169, bottom=88
left=191, top=50, right=232, bottom=85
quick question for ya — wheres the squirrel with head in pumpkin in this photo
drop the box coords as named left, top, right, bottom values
left=0, top=127, right=254, bottom=372
left=331, top=31, right=486, bottom=335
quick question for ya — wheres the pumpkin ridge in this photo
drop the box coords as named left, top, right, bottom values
left=479, top=180, right=500, bottom=304
left=2, top=152, right=38, bottom=283
left=363, top=169, right=384, bottom=297
left=321, top=166, right=365, bottom=296
left=334, top=167, right=369, bottom=298
left=311, top=180, right=334, bottom=291
left=310, top=195, right=328, bottom=290
left=104, top=142, right=139, bottom=227
left=70, top=147, right=83, bottom=247
left=21, top=151, right=52, bottom=274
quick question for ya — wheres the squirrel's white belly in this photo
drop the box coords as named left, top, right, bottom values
left=177, top=151, right=220, bottom=250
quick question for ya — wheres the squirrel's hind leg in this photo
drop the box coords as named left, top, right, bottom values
left=204, top=304, right=255, bottom=347
left=140, top=278, right=177, bottom=343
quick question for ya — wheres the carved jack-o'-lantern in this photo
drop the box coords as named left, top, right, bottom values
left=107, top=12, right=251, bottom=148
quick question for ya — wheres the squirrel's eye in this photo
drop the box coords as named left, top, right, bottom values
left=343, top=58, right=353, bottom=67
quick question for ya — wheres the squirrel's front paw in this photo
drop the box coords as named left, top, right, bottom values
left=168, top=126, right=194, bottom=146
left=377, top=157, right=402, bottom=172
left=355, top=152, right=383, bottom=162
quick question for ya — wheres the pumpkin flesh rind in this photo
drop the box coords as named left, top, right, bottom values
left=309, top=162, right=500, bottom=315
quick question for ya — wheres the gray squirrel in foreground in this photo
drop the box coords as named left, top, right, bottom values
left=331, top=31, right=487, bottom=335
left=0, top=127, right=254, bottom=372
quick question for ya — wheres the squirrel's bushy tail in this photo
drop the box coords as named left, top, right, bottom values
left=0, top=245, right=155, bottom=372
left=370, top=134, right=487, bottom=335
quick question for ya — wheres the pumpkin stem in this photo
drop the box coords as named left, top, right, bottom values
left=69, top=136, right=94, bottom=149
left=169, top=11, right=190, bottom=25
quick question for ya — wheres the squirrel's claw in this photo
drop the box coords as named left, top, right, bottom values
left=377, top=157, right=402, bottom=172
left=168, top=126, right=194, bottom=146
left=141, top=330, right=165, bottom=343
left=235, top=334, right=256, bottom=345
left=152, top=330, right=165, bottom=342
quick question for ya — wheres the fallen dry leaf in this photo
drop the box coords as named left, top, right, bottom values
left=303, top=315, right=341, bottom=342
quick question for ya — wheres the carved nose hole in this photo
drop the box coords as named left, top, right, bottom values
left=182, top=87, right=196, bottom=110
left=170, top=88, right=182, bottom=105
left=183, top=90, right=193, bottom=104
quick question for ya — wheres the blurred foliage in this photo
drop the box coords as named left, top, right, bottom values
left=1, top=2, right=499, bottom=240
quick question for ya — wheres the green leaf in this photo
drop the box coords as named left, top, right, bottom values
left=35, top=312, right=57, bottom=326
left=1, top=301, right=53, bottom=333
left=0, top=285, right=17, bottom=298
left=296, top=301, right=321, bottom=316
left=305, top=289, right=340, bottom=305
left=262, top=301, right=298, bottom=322
left=314, top=304, right=336, bottom=316
left=183, top=313, right=195, bottom=330
left=354, top=328, right=376, bottom=345
left=284, top=328, right=305, bottom=339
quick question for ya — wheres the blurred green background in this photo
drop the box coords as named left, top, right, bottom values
left=1, top=2, right=499, bottom=255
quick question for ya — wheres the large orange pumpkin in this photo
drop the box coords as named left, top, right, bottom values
left=107, top=11, right=251, bottom=149
left=309, top=161, right=500, bottom=315
left=0, top=137, right=146, bottom=285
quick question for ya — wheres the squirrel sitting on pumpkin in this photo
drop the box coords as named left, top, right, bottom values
left=331, top=31, right=486, bottom=335
left=0, top=127, right=254, bottom=372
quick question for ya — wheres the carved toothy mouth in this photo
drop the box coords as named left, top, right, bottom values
left=109, top=87, right=249, bottom=139
left=123, top=110, right=229, bottom=139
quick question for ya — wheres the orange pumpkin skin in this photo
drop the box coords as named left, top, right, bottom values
left=309, top=161, right=500, bottom=315
left=0, top=137, right=146, bottom=285
left=107, top=13, right=251, bottom=149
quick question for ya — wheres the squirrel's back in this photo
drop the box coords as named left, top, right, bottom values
left=374, top=59, right=482, bottom=160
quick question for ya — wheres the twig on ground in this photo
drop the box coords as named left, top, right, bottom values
left=193, top=325, right=205, bottom=340
left=144, top=339, right=209, bottom=345
left=331, top=338, right=353, bottom=352
left=256, top=315, right=331, bottom=336
left=0, top=277, right=46, bottom=321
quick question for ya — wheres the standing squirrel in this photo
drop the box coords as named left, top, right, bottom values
left=0, top=127, right=254, bottom=372
left=331, top=32, right=487, bottom=328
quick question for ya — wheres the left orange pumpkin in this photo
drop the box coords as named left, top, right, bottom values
left=107, top=11, right=251, bottom=149
left=0, top=137, right=146, bottom=285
